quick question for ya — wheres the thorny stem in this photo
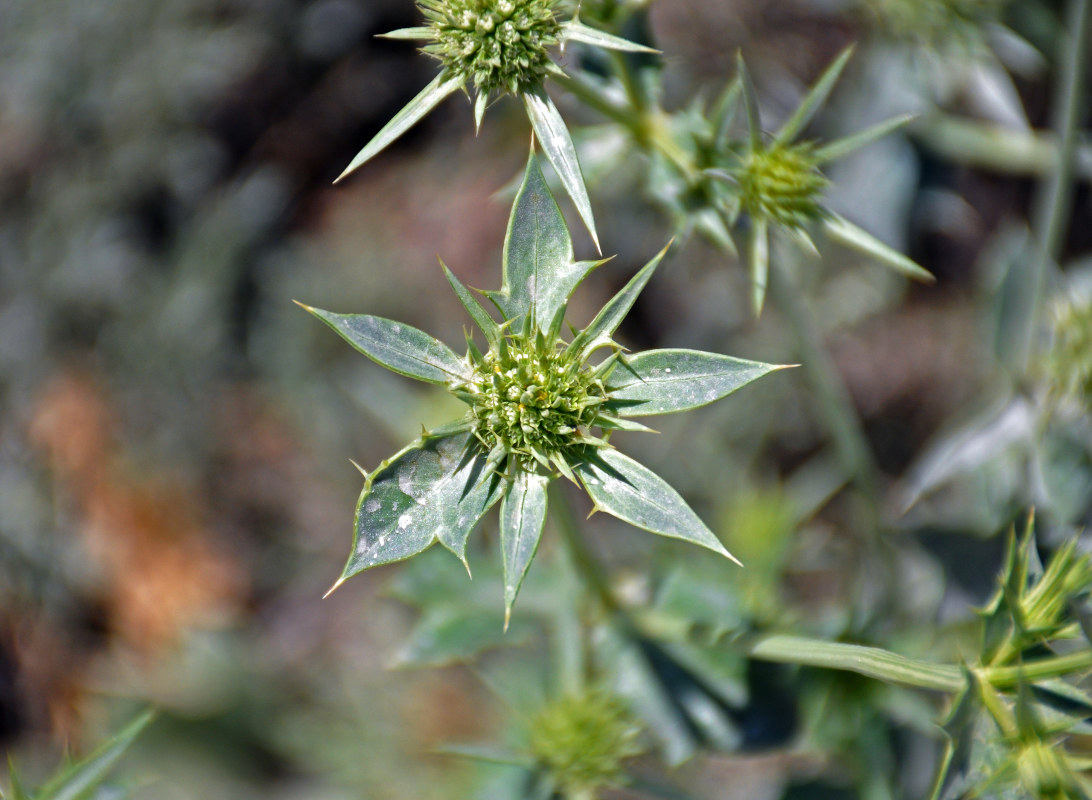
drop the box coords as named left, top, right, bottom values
left=1016, top=0, right=1091, bottom=370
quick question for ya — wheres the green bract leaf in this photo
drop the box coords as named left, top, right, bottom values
left=301, top=304, right=470, bottom=385
left=487, top=153, right=600, bottom=330
left=815, top=114, right=916, bottom=164
left=559, top=20, right=658, bottom=54
left=501, top=470, right=549, bottom=629
left=377, top=27, right=433, bottom=40
left=335, top=73, right=464, bottom=183
left=577, top=449, right=740, bottom=564
left=821, top=213, right=935, bottom=283
left=442, top=260, right=500, bottom=350
left=749, top=215, right=769, bottom=316
left=331, top=433, right=502, bottom=590
left=572, top=242, right=668, bottom=359
left=36, top=710, right=155, bottom=800
left=604, top=349, right=785, bottom=416
left=773, top=45, right=853, bottom=146
left=523, top=88, right=600, bottom=252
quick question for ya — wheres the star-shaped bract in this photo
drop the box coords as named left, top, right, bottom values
left=302, top=152, right=785, bottom=625
left=337, top=0, right=656, bottom=252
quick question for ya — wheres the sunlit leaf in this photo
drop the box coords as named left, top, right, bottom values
left=36, top=710, right=155, bottom=800
left=822, top=213, right=934, bottom=283
left=486, top=153, right=600, bottom=330
left=559, top=20, right=658, bottom=53
left=332, top=433, right=502, bottom=588
left=571, top=242, right=668, bottom=359
left=523, top=88, right=600, bottom=252
left=336, top=73, right=464, bottom=183
left=774, top=45, right=853, bottom=146
left=501, top=471, right=549, bottom=629
left=442, top=260, right=500, bottom=350
left=815, top=114, right=915, bottom=164
left=605, top=349, right=785, bottom=416
left=577, top=448, right=739, bottom=563
left=301, top=304, right=471, bottom=385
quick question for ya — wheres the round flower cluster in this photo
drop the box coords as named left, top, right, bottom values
left=528, top=691, right=642, bottom=795
left=1044, top=292, right=1092, bottom=410
left=419, top=0, right=561, bottom=95
left=466, top=333, right=606, bottom=473
left=737, top=142, right=829, bottom=229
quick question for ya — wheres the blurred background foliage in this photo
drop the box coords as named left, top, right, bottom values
left=0, top=0, right=1090, bottom=798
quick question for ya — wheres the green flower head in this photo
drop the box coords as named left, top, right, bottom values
left=528, top=690, right=643, bottom=796
left=710, top=49, right=934, bottom=314
left=420, top=0, right=561, bottom=95
left=336, top=0, right=656, bottom=252
left=303, top=153, right=784, bottom=623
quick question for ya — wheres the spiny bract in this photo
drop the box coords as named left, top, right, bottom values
left=420, top=0, right=561, bottom=94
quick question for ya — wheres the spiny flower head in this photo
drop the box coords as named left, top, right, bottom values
left=528, top=691, right=643, bottom=796
left=420, top=0, right=561, bottom=95
left=304, top=153, right=782, bottom=620
left=463, top=323, right=609, bottom=476
left=737, top=141, right=828, bottom=230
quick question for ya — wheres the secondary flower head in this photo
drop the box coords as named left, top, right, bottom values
left=336, top=0, right=656, bottom=252
left=709, top=49, right=934, bottom=314
left=303, top=153, right=784, bottom=623
left=528, top=690, right=643, bottom=796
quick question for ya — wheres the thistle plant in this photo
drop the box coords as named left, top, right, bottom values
left=716, top=50, right=935, bottom=313
left=302, top=152, right=783, bottom=624
left=338, top=0, right=655, bottom=250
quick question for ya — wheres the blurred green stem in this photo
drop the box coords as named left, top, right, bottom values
left=1015, top=0, right=1091, bottom=370
left=768, top=260, right=881, bottom=508
left=551, top=482, right=621, bottom=615
left=744, top=634, right=1092, bottom=694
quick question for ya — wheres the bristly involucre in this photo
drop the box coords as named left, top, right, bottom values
left=420, top=0, right=561, bottom=95
left=738, top=142, right=829, bottom=229
left=463, top=330, right=607, bottom=473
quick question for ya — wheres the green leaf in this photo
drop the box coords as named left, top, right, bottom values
left=559, top=20, right=658, bottom=53
left=501, top=471, right=549, bottom=629
left=394, top=603, right=534, bottom=666
left=36, top=710, right=155, bottom=800
left=605, top=349, right=784, bottom=416
left=335, top=73, right=464, bottom=183
left=773, top=45, right=853, bottom=146
left=749, top=215, right=769, bottom=316
left=576, top=448, right=739, bottom=563
left=736, top=55, right=762, bottom=152
left=301, top=304, right=470, bottom=385
left=814, top=114, right=915, bottom=164
left=572, top=242, right=668, bottom=359
left=821, top=213, right=935, bottom=283
left=331, top=433, right=503, bottom=588
left=523, top=89, right=600, bottom=252
left=441, top=260, right=500, bottom=349
left=376, top=27, right=433, bottom=40
left=487, top=154, right=601, bottom=330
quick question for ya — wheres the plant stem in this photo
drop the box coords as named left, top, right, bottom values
left=743, top=634, right=965, bottom=692
left=550, top=482, right=620, bottom=615
left=743, top=633, right=1092, bottom=695
left=767, top=260, right=882, bottom=507
left=1014, top=0, right=1091, bottom=370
